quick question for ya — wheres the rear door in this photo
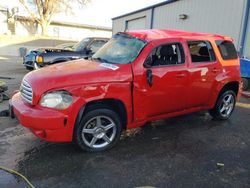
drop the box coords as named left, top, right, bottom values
left=186, top=40, right=222, bottom=108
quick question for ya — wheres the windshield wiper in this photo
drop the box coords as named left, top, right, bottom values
left=92, top=57, right=114, bottom=64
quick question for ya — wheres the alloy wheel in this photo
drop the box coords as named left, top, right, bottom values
left=219, top=93, right=235, bottom=118
left=81, top=115, right=117, bottom=149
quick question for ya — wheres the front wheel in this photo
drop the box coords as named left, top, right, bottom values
left=209, top=90, right=236, bottom=120
left=74, top=108, right=122, bottom=152
left=25, top=66, right=34, bottom=71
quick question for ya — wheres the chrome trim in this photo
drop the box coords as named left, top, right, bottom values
left=21, top=89, right=32, bottom=97
left=20, top=80, right=33, bottom=104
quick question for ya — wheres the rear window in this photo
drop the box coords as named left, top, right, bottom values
left=216, top=40, right=238, bottom=60
left=187, top=41, right=216, bottom=63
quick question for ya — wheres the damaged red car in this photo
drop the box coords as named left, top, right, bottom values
left=10, top=30, right=241, bottom=152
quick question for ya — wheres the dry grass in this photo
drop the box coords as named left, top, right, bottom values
left=236, top=102, right=250, bottom=109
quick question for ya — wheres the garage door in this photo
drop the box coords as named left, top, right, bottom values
left=127, top=17, right=146, bottom=31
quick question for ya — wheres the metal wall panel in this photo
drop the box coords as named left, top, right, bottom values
left=112, top=9, right=152, bottom=34
left=127, top=17, right=147, bottom=31
left=152, top=0, right=246, bottom=48
left=113, top=0, right=248, bottom=51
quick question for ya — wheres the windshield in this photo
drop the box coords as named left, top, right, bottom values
left=92, top=34, right=146, bottom=64
left=73, top=38, right=90, bottom=52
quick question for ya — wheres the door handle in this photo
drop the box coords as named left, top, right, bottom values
left=176, top=73, right=186, bottom=78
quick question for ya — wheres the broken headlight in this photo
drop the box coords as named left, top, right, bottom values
left=40, top=91, right=73, bottom=109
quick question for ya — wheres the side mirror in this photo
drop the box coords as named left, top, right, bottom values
left=144, top=56, right=153, bottom=68
left=85, top=48, right=93, bottom=55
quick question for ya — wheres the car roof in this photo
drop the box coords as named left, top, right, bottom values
left=88, top=37, right=109, bottom=40
left=123, top=29, right=232, bottom=42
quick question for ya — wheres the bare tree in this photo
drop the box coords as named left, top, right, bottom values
left=19, top=0, right=91, bottom=36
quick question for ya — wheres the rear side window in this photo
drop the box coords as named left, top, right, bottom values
left=149, top=43, right=185, bottom=66
left=216, top=40, right=238, bottom=60
left=187, top=41, right=216, bottom=63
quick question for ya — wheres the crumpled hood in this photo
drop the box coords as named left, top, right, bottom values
left=35, top=47, right=72, bottom=53
left=24, top=59, right=132, bottom=96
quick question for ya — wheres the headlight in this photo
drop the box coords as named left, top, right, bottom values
left=40, top=91, right=73, bottom=109
left=36, top=55, right=43, bottom=63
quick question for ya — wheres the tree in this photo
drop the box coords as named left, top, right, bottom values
left=19, top=0, right=91, bottom=36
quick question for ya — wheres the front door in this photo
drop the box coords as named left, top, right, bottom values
left=133, top=39, right=189, bottom=120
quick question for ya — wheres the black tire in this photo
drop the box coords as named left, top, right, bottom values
left=242, top=78, right=249, bottom=91
left=25, top=66, right=34, bottom=71
left=74, top=108, right=122, bottom=152
left=209, top=90, right=236, bottom=120
left=2, top=93, right=9, bottom=100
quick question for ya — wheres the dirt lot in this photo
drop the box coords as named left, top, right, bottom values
left=0, top=56, right=250, bottom=188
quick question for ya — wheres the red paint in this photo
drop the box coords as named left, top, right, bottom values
left=11, top=29, right=241, bottom=142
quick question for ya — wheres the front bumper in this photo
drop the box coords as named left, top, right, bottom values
left=11, top=92, right=73, bottom=142
left=24, top=61, right=34, bottom=68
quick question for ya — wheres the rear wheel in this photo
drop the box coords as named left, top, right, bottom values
left=74, top=108, right=122, bottom=152
left=242, top=78, right=249, bottom=91
left=209, top=90, right=236, bottom=120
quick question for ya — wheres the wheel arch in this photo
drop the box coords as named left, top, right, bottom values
left=219, top=81, right=240, bottom=96
left=75, top=98, right=128, bottom=130
left=209, top=81, right=240, bottom=110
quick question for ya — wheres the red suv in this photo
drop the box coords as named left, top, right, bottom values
left=10, top=30, right=241, bottom=152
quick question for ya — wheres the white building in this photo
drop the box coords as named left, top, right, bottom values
left=0, top=9, right=112, bottom=40
left=0, top=7, right=8, bottom=34
left=15, top=16, right=112, bottom=40
left=112, top=0, right=250, bottom=58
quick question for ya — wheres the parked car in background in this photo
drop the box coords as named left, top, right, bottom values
left=23, top=37, right=109, bottom=70
left=55, top=42, right=76, bottom=50
left=11, top=30, right=241, bottom=152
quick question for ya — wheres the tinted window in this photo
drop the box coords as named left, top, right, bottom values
left=187, top=41, right=216, bottom=63
left=149, top=43, right=185, bottom=66
left=216, top=40, right=238, bottom=60
left=89, top=40, right=107, bottom=53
